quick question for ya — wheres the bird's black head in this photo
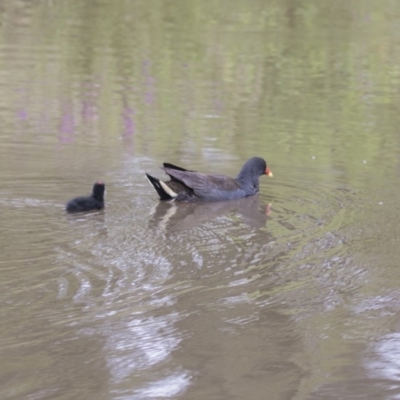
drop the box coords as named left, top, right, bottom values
left=237, top=157, right=272, bottom=181
left=92, top=181, right=105, bottom=200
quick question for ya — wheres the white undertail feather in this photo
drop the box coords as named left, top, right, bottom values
left=159, top=180, right=178, bottom=198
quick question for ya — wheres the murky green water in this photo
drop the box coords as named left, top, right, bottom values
left=2, top=1, right=400, bottom=399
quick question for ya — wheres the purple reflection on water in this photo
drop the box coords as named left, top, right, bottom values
left=81, top=81, right=100, bottom=121
left=142, top=59, right=155, bottom=104
left=122, top=107, right=135, bottom=137
left=17, top=109, right=28, bottom=120
left=82, top=100, right=97, bottom=120
left=119, top=83, right=136, bottom=152
left=15, top=88, right=29, bottom=135
left=59, top=104, right=75, bottom=144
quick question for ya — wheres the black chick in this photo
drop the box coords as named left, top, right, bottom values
left=66, top=181, right=105, bottom=213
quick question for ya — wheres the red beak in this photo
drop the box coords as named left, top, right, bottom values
left=265, top=168, right=273, bottom=177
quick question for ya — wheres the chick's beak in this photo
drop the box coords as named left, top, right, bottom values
left=265, top=168, right=273, bottom=177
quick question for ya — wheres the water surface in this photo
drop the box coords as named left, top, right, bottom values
left=1, top=1, right=400, bottom=399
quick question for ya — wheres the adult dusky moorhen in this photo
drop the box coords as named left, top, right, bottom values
left=145, top=156, right=272, bottom=202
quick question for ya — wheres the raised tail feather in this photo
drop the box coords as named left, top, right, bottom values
left=145, top=173, right=178, bottom=200
left=162, top=163, right=194, bottom=172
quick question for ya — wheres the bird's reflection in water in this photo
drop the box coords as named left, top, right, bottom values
left=148, top=194, right=271, bottom=232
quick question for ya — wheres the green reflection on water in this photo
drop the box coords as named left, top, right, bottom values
left=0, top=1, right=399, bottom=187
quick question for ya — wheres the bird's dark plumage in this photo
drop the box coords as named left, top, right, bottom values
left=66, top=181, right=105, bottom=212
left=146, top=157, right=272, bottom=202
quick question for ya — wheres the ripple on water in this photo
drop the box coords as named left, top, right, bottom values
left=246, top=172, right=365, bottom=315
left=1, top=162, right=360, bottom=320
left=0, top=160, right=364, bottom=398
